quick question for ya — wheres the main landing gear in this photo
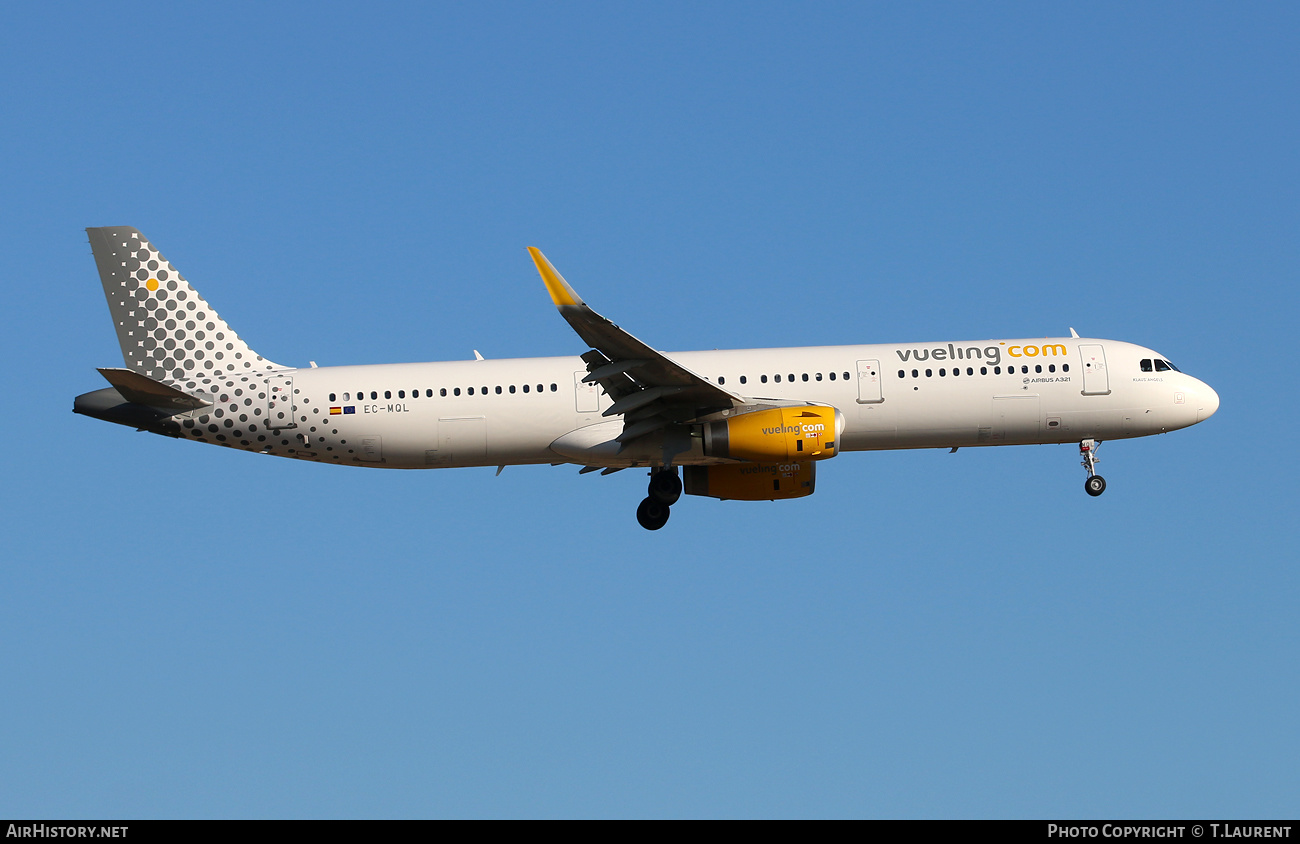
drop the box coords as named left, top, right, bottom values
left=637, top=468, right=682, bottom=530
left=1080, top=439, right=1106, bottom=497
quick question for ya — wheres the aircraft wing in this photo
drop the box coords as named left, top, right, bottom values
left=528, top=248, right=744, bottom=444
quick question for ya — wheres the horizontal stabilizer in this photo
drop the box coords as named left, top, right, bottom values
left=97, top=368, right=212, bottom=411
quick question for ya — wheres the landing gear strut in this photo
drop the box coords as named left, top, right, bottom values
left=1080, top=439, right=1106, bottom=497
left=637, top=468, right=681, bottom=530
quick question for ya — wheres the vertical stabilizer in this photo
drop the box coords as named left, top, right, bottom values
left=87, top=227, right=285, bottom=385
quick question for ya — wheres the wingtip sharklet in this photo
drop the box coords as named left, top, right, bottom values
left=527, top=247, right=584, bottom=308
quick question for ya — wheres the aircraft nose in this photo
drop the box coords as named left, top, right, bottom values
left=1195, top=380, right=1219, bottom=422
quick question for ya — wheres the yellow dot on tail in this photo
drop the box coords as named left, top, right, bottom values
left=146, top=278, right=159, bottom=291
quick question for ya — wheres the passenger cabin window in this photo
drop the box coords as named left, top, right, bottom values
left=739, top=376, right=747, bottom=384
left=329, top=393, right=336, bottom=402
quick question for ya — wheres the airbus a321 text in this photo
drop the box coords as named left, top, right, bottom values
left=76, top=227, right=1219, bottom=530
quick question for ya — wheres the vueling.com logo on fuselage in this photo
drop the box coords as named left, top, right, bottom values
left=894, top=342, right=1070, bottom=368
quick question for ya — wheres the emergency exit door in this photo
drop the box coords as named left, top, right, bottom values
left=856, top=360, right=883, bottom=403
left=574, top=370, right=599, bottom=413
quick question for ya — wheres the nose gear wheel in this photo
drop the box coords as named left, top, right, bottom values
left=1080, top=439, right=1106, bottom=497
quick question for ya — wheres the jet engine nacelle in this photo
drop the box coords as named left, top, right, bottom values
left=701, top=405, right=841, bottom=463
left=683, top=461, right=816, bottom=501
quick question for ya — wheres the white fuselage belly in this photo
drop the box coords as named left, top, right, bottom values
left=254, top=338, right=1214, bottom=470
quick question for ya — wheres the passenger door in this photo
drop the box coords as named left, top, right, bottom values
left=265, top=374, right=296, bottom=429
left=1078, top=344, right=1110, bottom=395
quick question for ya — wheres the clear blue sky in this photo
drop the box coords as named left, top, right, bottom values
left=1, top=2, right=1296, bottom=818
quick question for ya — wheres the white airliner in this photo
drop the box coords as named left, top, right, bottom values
left=76, top=227, right=1219, bottom=530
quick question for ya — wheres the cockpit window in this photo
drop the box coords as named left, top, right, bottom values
left=1141, top=359, right=1153, bottom=372
left=1164, top=359, right=1180, bottom=372
left=1154, top=359, right=1171, bottom=372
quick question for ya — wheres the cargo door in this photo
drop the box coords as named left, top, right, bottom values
left=856, top=359, right=883, bottom=404
left=990, top=395, right=1041, bottom=442
left=438, top=416, right=487, bottom=464
left=1079, top=344, right=1110, bottom=395
left=265, top=374, right=296, bottom=429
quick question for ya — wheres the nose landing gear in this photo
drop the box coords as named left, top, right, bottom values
left=637, top=468, right=682, bottom=530
left=1080, top=439, right=1106, bottom=497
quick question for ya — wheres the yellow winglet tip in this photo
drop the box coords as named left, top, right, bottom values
left=527, top=247, right=581, bottom=308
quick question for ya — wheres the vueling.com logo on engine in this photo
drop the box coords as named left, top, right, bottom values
left=761, top=423, right=826, bottom=436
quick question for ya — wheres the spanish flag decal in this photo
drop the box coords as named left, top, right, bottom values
left=330, top=407, right=342, bottom=415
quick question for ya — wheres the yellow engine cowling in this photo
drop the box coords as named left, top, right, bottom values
left=683, top=461, right=816, bottom=501
left=701, top=405, right=840, bottom=463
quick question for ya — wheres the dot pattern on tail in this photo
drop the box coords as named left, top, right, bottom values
left=87, top=226, right=284, bottom=388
